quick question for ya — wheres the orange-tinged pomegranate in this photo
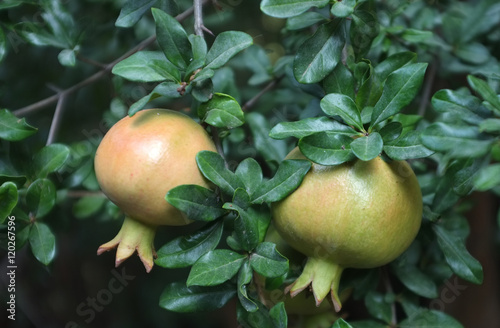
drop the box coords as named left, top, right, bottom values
left=95, top=108, right=216, bottom=272
left=271, top=147, right=422, bottom=311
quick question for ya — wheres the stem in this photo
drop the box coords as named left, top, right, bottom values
left=418, top=60, right=437, bottom=117
left=46, top=91, right=67, bottom=145
left=242, top=76, right=283, bottom=111
left=194, top=0, right=204, bottom=37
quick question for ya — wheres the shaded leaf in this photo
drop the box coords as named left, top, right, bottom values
left=205, top=31, right=253, bottom=70
left=224, top=203, right=270, bottom=251
left=159, top=281, right=236, bottom=313
left=383, top=130, right=434, bottom=160
left=26, top=178, right=57, bottom=219
left=33, top=143, right=70, bottom=178
left=198, top=93, right=245, bottom=129
left=166, top=184, right=225, bottom=221
left=467, top=75, right=500, bottom=114
left=364, top=291, right=392, bottom=325
left=350, top=10, right=379, bottom=61
left=72, top=195, right=106, bottom=219
left=249, top=242, right=288, bottom=278
left=351, top=132, right=383, bottom=161
left=0, top=109, right=37, bottom=141
left=187, top=249, right=246, bottom=286
left=299, top=132, right=355, bottom=165
left=260, top=0, right=329, bottom=18
left=29, top=222, right=56, bottom=265
left=235, top=158, right=263, bottom=196
left=323, top=63, right=356, bottom=100
left=0, top=182, right=17, bottom=223
left=431, top=89, right=486, bottom=125
left=474, top=163, right=500, bottom=191
left=237, top=260, right=259, bottom=312
left=156, top=221, right=224, bottom=268
left=269, top=302, right=288, bottom=328
left=400, top=309, right=464, bottom=328
left=321, top=93, right=364, bottom=131
left=116, top=0, right=157, bottom=28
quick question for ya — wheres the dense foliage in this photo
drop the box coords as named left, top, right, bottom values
left=1, top=0, right=499, bottom=327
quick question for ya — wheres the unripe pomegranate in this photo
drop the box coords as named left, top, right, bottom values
left=94, top=109, right=216, bottom=272
left=271, top=147, right=422, bottom=311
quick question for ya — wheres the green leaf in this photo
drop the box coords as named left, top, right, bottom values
left=249, top=242, right=288, bottom=278
left=155, top=221, right=224, bottom=268
left=192, top=78, right=214, bottom=102
left=474, top=164, right=500, bottom=191
left=269, top=302, right=288, bottom=328
left=0, top=0, right=24, bottom=10
left=400, top=309, right=464, bottom=328
left=205, top=31, right=253, bottom=70
left=235, top=158, right=263, bottom=196
left=29, top=222, right=56, bottom=265
left=364, top=291, right=392, bottom=325
left=166, top=184, right=225, bottom=222
left=479, top=118, right=500, bottom=133
left=33, top=143, right=70, bottom=178
left=72, top=195, right=106, bottom=219
left=260, top=0, right=329, bottom=18
left=293, top=19, right=346, bottom=84
left=237, top=300, right=273, bottom=328
left=198, top=93, right=244, bottom=129
left=371, top=63, right=427, bottom=127
left=128, top=81, right=183, bottom=115
left=349, top=320, right=389, bottom=328
left=26, top=178, right=57, bottom=219
left=333, top=318, right=354, bottom=328
left=0, top=174, right=26, bottom=188
left=224, top=203, right=270, bottom=251
left=0, top=28, right=6, bottom=63
left=57, top=48, right=76, bottom=67
left=392, top=263, right=439, bottom=298
left=189, top=34, right=208, bottom=62
left=455, top=42, right=490, bottom=65
left=159, top=281, right=236, bottom=313
left=237, top=260, right=259, bottom=312
left=269, top=116, right=357, bottom=140
left=0, top=109, right=37, bottom=141
left=433, top=224, right=483, bottom=284
left=247, top=112, right=288, bottom=165
left=0, top=182, right=17, bottom=223
left=299, top=132, right=355, bottom=165
left=323, top=63, right=356, bottom=100
left=187, top=249, right=246, bottom=286
left=151, top=8, right=191, bottom=69
left=112, top=51, right=181, bottom=82
left=467, top=75, right=500, bottom=114
left=379, top=122, right=402, bottom=143
left=421, top=122, right=492, bottom=158
left=116, top=0, right=157, bottom=27
left=350, top=10, right=379, bottom=61
left=331, top=0, right=356, bottom=17
left=321, top=93, right=364, bottom=131
left=383, top=130, right=434, bottom=160
left=401, top=29, right=433, bottom=44
left=374, top=52, right=417, bottom=86
left=196, top=151, right=245, bottom=197
left=431, top=89, right=486, bottom=125
left=286, top=12, right=326, bottom=30
left=351, top=132, right=383, bottom=161
left=251, top=159, right=311, bottom=204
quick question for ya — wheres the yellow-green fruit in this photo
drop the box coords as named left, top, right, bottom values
left=271, top=147, right=422, bottom=311
left=95, top=108, right=216, bottom=272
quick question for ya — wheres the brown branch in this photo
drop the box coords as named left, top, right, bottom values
left=46, top=91, right=67, bottom=145
left=242, top=76, right=283, bottom=111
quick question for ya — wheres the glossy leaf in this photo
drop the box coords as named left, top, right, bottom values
left=286, top=12, right=326, bottom=30
left=112, top=51, right=181, bottom=83
left=189, top=34, right=208, bottom=62
left=294, top=19, right=346, bottom=84
left=198, top=93, right=245, bottom=129
left=159, top=281, right=236, bottom=313
left=26, top=178, right=57, bottom=219
left=371, top=63, right=427, bottom=127
left=72, top=195, right=106, bottom=219
left=187, top=249, right=246, bottom=287
left=270, top=116, right=357, bottom=140
left=237, top=300, right=273, bottom=328
left=364, top=291, right=392, bottom=325
left=474, top=163, right=500, bottom=191
left=196, top=151, right=245, bottom=197
left=249, top=242, right=288, bottom=278
left=0, top=182, right=17, bottom=223
left=399, top=309, right=464, bottom=328
left=269, top=302, right=287, bottom=328
left=421, top=122, right=492, bottom=158
left=350, top=10, right=379, bottom=61
left=33, top=143, right=70, bottom=178
left=237, top=260, right=259, bottom=312
left=479, top=118, right=500, bottom=133
left=379, top=122, right=403, bottom=143
left=223, top=203, right=270, bottom=251
left=331, top=0, right=356, bottom=17
left=351, top=132, right=383, bottom=161
left=323, top=63, right=356, bottom=100
left=374, top=52, right=417, bottom=86
left=299, top=132, right=355, bottom=165
left=29, top=222, right=56, bottom=265
left=467, top=75, right=500, bottom=113
left=251, top=159, right=311, bottom=204
left=334, top=319, right=354, bottom=328
left=166, top=184, right=225, bottom=221
left=433, top=224, right=483, bottom=284
left=115, top=0, right=156, bottom=28
left=431, top=89, right=486, bottom=125
left=155, top=221, right=224, bottom=268
left=0, top=174, right=26, bottom=188
left=128, top=81, right=183, bottom=115
left=392, top=263, right=439, bottom=298
left=247, top=112, right=288, bottom=165
left=152, top=8, right=191, bottom=69
left=235, top=158, right=263, bottom=196
left=0, top=109, right=37, bottom=141
left=321, top=94, right=364, bottom=131
left=383, top=130, right=434, bottom=160
left=205, top=31, right=253, bottom=70
left=260, top=0, right=329, bottom=18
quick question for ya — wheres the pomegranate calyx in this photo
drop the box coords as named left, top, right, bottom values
left=97, top=216, right=157, bottom=273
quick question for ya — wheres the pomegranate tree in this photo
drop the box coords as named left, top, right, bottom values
left=94, top=108, right=216, bottom=272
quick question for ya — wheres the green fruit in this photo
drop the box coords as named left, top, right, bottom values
left=95, top=109, right=216, bottom=272
left=271, top=147, right=422, bottom=311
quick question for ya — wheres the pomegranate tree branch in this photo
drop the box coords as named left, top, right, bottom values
left=194, top=0, right=204, bottom=37
left=13, top=2, right=203, bottom=117
left=242, top=76, right=283, bottom=111
left=46, top=91, right=67, bottom=145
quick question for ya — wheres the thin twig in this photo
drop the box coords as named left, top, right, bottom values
left=194, top=0, right=204, bottom=37
left=242, top=76, right=283, bottom=111
left=13, top=2, right=205, bottom=117
left=46, top=91, right=67, bottom=145
left=418, top=60, right=438, bottom=117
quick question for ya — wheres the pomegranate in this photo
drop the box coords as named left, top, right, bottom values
left=94, top=108, right=216, bottom=272
left=271, top=147, right=422, bottom=311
